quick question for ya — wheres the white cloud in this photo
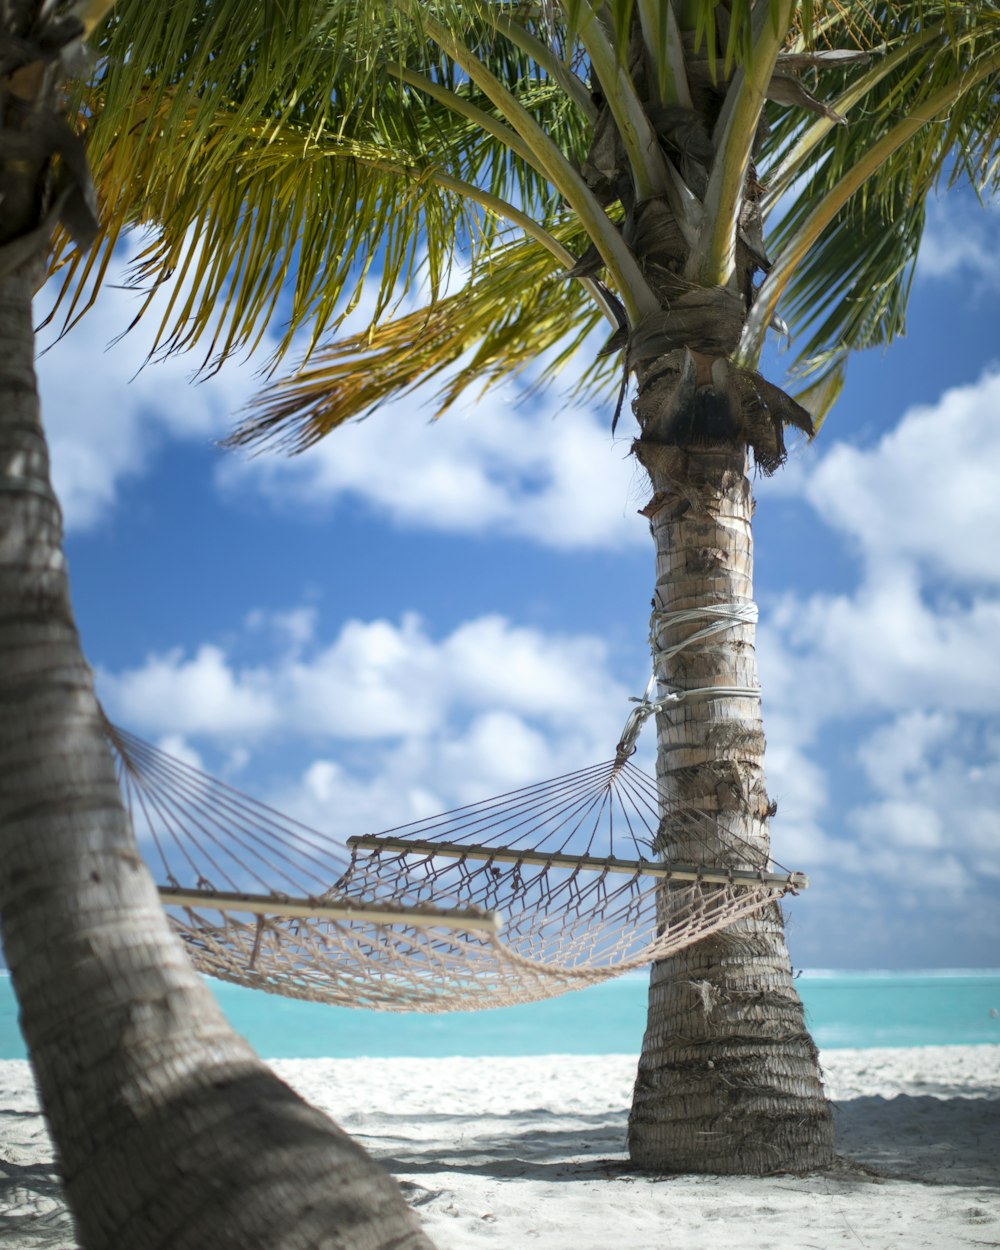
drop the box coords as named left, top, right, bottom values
left=38, top=238, right=644, bottom=550
left=220, top=379, right=644, bottom=551
left=36, top=239, right=275, bottom=533
left=767, top=572, right=1000, bottom=724
left=852, top=799, right=945, bottom=851
left=758, top=369, right=1000, bottom=727
left=36, top=237, right=482, bottom=534
left=105, top=644, right=278, bottom=735
left=154, top=733, right=204, bottom=771
left=245, top=605, right=320, bottom=655
left=99, top=608, right=636, bottom=844
left=798, top=369, right=1000, bottom=586
left=857, top=710, right=955, bottom=794
left=99, top=610, right=630, bottom=752
left=755, top=370, right=1000, bottom=922
left=760, top=734, right=846, bottom=869
left=297, top=755, right=442, bottom=831
left=917, top=192, right=1000, bottom=286
left=852, top=710, right=1000, bottom=877
left=280, top=709, right=572, bottom=835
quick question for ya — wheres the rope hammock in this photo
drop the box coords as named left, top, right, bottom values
left=106, top=693, right=806, bottom=1012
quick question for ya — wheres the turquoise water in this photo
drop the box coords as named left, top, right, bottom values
left=2, top=971, right=998, bottom=1059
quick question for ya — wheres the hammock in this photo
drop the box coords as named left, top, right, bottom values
left=107, top=720, right=807, bottom=1012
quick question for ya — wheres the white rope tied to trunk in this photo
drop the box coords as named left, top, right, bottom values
left=615, top=679, right=760, bottom=763
left=650, top=601, right=759, bottom=663
left=616, top=602, right=762, bottom=762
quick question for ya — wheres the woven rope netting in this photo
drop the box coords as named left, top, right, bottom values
left=107, top=722, right=806, bottom=1012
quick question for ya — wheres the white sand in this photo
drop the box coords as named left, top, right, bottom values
left=2, top=1047, right=998, bottom=1249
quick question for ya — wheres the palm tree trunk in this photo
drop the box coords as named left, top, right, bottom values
left=0, top=156, right=433, bottom=1250
left=0, top=264, right=435, bottom=1250
left=625, top=430, right=835, bottom=1173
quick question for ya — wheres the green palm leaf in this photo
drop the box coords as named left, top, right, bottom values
left=747, top=3, right=1000, bottom=371
left=51, top=0, right=598, bottom=365
left=228, top=225, right=612, bottom=452
left=52, top=1, right=1000, bottom=447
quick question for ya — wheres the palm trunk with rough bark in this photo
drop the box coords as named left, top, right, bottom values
left=587, top=1, right=838, bottom=1156
left=625, top=419, right=834, bottom=1173
left=0, top=261, right=435, bottom=1250
left=0, top=8, right=435, bottom=1244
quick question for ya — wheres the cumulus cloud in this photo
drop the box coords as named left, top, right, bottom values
left=38, top=238, right=644, bottom=550
left=766, top=572, right=1000, bottom=727
left=98, top=610, right=633, bottom=831
left=757, top=369, right=1000, bottom=944
left=105, top=644, right=277, bottom=735
left=276, top=709, right=576, bottom=837
left=36, top=239, right=275, bottom=533
left=852, top=711, right=1000, bottom=879
left=762, top=370, right=1000, bottom=730
left=220, top=377, right=644, bottom=551
left=798, top=369, right=1000, bottom=587
left=917, top=192, right=1000, bottom=286
left=154, top=733, right=204, bottom=772
left=758, top=734, right=844, bottom=868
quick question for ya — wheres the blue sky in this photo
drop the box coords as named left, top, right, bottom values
left=35, top=188, right=1000, bottom=972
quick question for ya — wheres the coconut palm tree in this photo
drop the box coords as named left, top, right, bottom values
left=47, top=0, right=1000, bottom=1176
left=0, top=5, right=437, bottom=1247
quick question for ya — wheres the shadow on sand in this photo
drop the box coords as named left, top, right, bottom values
left=0, top=1090, right=997, bottom=1247
left=358, top=1093, right=1000, bottom=1189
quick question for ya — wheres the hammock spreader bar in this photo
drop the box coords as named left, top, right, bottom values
left=157, top=886, right=503, bottom=932
left=347, top=835, right=809, bottom=892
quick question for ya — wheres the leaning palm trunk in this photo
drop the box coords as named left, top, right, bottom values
left=0, top=7, right=434, bottom=1245
left=0, top=263, right=435, bottom=1250
left=627, top=425, right=834, bottom=1172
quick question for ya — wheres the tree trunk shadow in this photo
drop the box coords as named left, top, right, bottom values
left=832, top=1094, right=1000, bottom=1187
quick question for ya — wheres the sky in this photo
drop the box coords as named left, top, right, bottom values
left=31, top=187, right=1000, bottom=972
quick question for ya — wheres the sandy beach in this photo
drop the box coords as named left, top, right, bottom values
left=1, top=1046, right=998, bottom=1249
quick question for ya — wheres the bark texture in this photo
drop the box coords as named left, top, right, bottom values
left=0, top=9, right=435, bottom=1244
left=0, top=262, right=435, bottom=1250
left=604, top=17, right=832, bottom=1161
left=625, top=432, right=834, bottom=1173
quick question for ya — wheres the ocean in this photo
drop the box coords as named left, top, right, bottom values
left=2, top=970, right=998, bottom=1059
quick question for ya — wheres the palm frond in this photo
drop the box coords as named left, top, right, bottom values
left=690, top=0, right=797, bottom=285
left=743, top=4, right=1000, bottom=368
left=770, top=164, right=925, bottom=368
left=52, top=0, right=604, bottom=367
left=228, top=226, right=612, bottom=452
left=788, top=351, right=847, bottom=433
left=57, top=0, right=1000, bottom=452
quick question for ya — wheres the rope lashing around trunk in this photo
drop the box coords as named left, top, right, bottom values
left=650, top=603, right=761, bottom=692
left=106, top=664, right=807, bottom=1012
left=616, top=602, right=761, bottom=763
left=651, top=602, right=760, bottom=661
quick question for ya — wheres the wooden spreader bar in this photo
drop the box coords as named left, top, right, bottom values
left=157, top=886, right=503, bottom=933
left=347, top=836, right=809, bottom=892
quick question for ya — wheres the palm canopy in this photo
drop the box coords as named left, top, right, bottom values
left=55, top=1, right=1000, bottom=450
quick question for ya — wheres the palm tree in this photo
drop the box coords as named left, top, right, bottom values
left=0, top=4, right=437, bottom=1246
left=50, top=1, right=1000, bottom=1175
